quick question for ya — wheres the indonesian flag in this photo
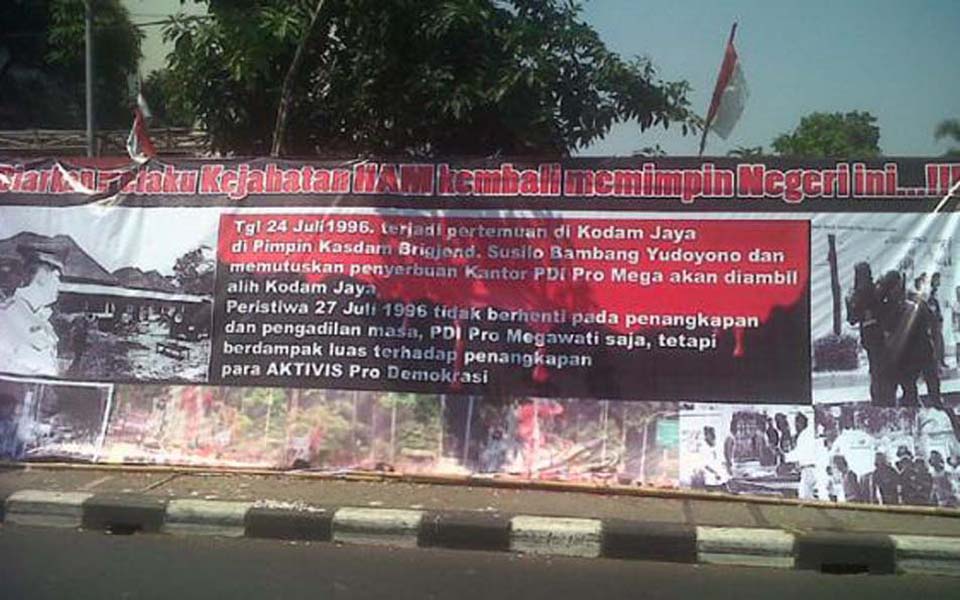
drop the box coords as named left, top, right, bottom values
left=699, top=24, right=748, bottom=154
left=126, top=91, right=156, bottom=164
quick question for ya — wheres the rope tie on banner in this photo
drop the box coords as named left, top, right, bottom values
left=932, top=176, right=960, bottom=214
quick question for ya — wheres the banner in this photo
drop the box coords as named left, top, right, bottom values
left=1, top=157, right=958, bottom=509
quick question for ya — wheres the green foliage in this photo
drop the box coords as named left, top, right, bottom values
left=772, top=111, right=881, bottom=158
left=935, top=118, right=960, bottom=158
left=0, top=0, right=142, bottom=129
left=141, top=69, right=194, bottom=128
left=727, top=145, right=765, bottom=158
left=172, top=245, right=215, bottom=293
left=632, top=144, right=667, bottom=157
left=812, top=333, right=860, bottom=372
left=166, top=0, right=698, bottom=156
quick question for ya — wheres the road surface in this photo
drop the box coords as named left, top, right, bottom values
left=1, top=525, right=958, bottom=599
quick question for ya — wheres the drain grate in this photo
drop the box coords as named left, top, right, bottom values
left=105, top=523, right=142, bottom=536
left=820, top=563, right=871, bottom=575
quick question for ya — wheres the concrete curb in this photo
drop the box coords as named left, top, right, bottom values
left=165, top=499, right=252, bottom=537
left=5, top=490, right=93, bottom=528
left=697, top=526, right=796, bottom=569
left=1, top=490, right=959, bottom=576
left=892, top=535, right=960, bottom=577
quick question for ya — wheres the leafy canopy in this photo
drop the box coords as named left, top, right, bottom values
left=772, top=111, right=881, bottom=158
left=0, top=0, right=141, bottom=129
left=166, top=0, right=699, bottom=156
left=935, top=118, right=960, bottom=158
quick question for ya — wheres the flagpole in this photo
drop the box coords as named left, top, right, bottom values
left=85, top=0, right=95, bottom=157
left=698, top=22, right=738, bottom=157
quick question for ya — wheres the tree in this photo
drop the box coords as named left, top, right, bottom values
left=0, top=0, right=142, bottom=129
left=140, top=69, right=194, bottom=128
left=165, top=0, right=698, bottom=156
left=935, top=118, right=960, bottom=158
left=727, top=145, right=764, bottom=158
left=772, top=111, right=881, bottom=158
left=172, top=245, right=216, bottom=294
left=632, top=144, right=667, bottom=157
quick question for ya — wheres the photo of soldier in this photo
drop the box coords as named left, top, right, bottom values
left=0, top=392, right=21, bottom=459
left=847, top=262, right=887, bottom=403
left=929, top=272, right=948, bottom=369
left=868, top=451, right=901, bottom=505
left=844, top=265, right=960, bottom=441
left=954, top=285, right=960, bottom=368
left=0, top=239, right=70, bottom=377
left=929, top=450, right=957, bottom=507
left=812, top=215, right=959, bottom=410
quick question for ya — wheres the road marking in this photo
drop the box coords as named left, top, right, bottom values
left=140, top=473, right=180, bottom=493
left=79, top=475, right=114, bottom=491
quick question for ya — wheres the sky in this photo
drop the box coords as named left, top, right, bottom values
left=122, top=0, right=960, bottom=157
left=0, top=206, right=221, bottom=276
left=578, top=0, right=960, bottom=157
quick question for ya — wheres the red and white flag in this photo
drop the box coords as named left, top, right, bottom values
left=699, top=24, right=748, bottom=155
left=126, top=91, right=156, bottom=164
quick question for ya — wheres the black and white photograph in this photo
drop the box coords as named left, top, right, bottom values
left=810, top=212, right=960, bottom=409
left=0, top=206, right=220, bottom=383
left=0, top=375, right=113, bottom=462
left=815, top=401, right=960, bottom=507
left=679, top=402, right=815, bottom=498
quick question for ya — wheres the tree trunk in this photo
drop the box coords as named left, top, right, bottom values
left=270, top=0, right=326, bottom=157
left=828, top=234, right=842, bottom=336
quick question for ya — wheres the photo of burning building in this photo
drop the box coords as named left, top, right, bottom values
left=0, top=376, right=112, bottom=462
left=0, top=230, right=214, bottom=383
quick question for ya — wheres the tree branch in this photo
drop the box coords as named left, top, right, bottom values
left=270, top=0, right=326, bottom=157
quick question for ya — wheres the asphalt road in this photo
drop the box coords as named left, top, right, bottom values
left=1, top=526, right=959, bottom=600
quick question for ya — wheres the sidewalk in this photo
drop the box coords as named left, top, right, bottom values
left=2, top=464, right=960, bottom=576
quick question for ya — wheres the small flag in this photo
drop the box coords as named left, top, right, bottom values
left=699, top=23, right=748, bottom=156
left=126, top=90, right=156, bottom=164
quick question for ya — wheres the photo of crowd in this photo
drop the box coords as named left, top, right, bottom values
left=679, top=403, right=815, bottom=498
left=814, top=403, right=960, bottom=507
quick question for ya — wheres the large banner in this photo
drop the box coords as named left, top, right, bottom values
left=1, top=157, right=959, bottom=508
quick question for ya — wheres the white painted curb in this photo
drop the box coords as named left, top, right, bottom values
left=697, top=527, right=796, bottom=569
left=510, top=516, right=602, bottom=558
left=333, top=507, right=423, bottom=548
left=164, top=499, right=252, bottom=537
left=892, top=535, right=960, bottom=576
left=4, top=490, right=93, bottom=528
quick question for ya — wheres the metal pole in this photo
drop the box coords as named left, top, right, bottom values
left=639, top=416, right=649, bottom=486
left=390, top=401, right=397, bottom=464
left=85, top=0, right=95, bottom=157
left=601, top=400, right=609, bottom=462
left=462, top=397, right=474, bottom=467
left=438, top=395, right=445, bottom=457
